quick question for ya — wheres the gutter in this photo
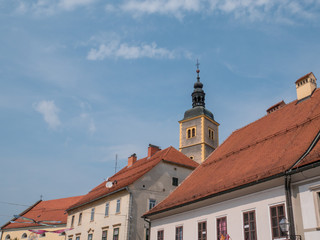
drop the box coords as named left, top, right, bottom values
left=143, top=218, right=151, bottom=240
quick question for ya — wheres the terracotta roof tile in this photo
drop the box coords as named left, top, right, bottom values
left=145, top=88, right=320, bottom=217
left=2, top=196, right=82, bottom=229
left=68, top=147, right=198, bottom=210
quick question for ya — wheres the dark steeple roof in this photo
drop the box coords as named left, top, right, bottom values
left=182, top=62, right=214, bottom=121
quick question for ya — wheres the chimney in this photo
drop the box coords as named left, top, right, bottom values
left=127, top=153, right=137, bottom=167
left=148, top=144, right=161, bottom=157
left=266, top=100, right=286, bottom=114
left=295, top=72, right=317, bottom=101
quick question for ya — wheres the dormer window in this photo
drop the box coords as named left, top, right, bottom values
left=186, top=127, right=196, bottom=139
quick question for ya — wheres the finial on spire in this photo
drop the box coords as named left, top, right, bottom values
left=196, top=59, right=200, bottom=81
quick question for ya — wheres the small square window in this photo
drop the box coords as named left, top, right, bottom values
left=149, top=199, right=156, bottom=210
left=172, top=177, right=178, bottom=186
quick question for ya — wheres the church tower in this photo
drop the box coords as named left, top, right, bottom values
left=179, top=62, right=219, bottom=163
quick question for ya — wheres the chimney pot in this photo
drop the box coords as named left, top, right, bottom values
left=148, top=144, right=161, bottom=157
left=128, top=153, right=137, bottom=167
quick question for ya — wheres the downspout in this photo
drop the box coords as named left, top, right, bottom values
left=126, top=187, right=133, bottom=240
left=144, top=218, right=151, bottom=240
left=284, top=175, right=295, bottom=237
left=285, top=129, right=320, bottom=238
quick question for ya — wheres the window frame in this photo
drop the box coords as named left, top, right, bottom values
left=102, top=230, right=108, bottom=240
left=309, top=184, right=320, bottom=227
left=88, top=233, right=93, bottom=240
left=243, top=210, right=257, bottom=240
left=198, top=221, right=207, bottom=240
left=113, top=228, right=119, bottom=240
left=105, top=202, right=110, bottom=217
left=71, top=215, right=75, bottom=227
left=116, top=199, right=121, bottom=213
left=90, top=208, right=95, bottom=222
left=269, top=204, right=286, bottom=239
left=176, top=226, right=183, bottom=240
left=216, top=217, right=227, bottom=240
left=78, top=212, right=82, bottom=225
left=172, top=177, right=179, bottom=186
left=186, top=127, right=196, bottom=139
left=149, top=199, right=156, bottom=210
left=157, top=230, right=164, bottom=240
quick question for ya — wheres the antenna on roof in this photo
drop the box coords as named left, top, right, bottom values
left=115, top=154, right=118, bottom=174
left=40, top=195, right=43, bottom=200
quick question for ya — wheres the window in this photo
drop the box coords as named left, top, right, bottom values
left=76, top=236, right=80, bottom=240
left=208, top=128, right=214, bottom=140
left=71, top=215, right=75, bottom=227
left=68, top=237, right=73, bottom=240
left=310, top=185, right=320, bottom=226
left=157, top=230, right=164, bottom=240
left=21, top=233, right=27, bottom=239
left=90, top=208, right=95, bottom=221
left=198, top=221, right=207, bottom=240
left=5, top=235, right=10, bottom=240
left=217, top=217, right=227, bottom=240
left=116, top=199, right=121, bottom=213
left=102, top=230, right=107, bottom=240
left=113, top=228, right=119, bottom=240
left=149, top=199, right=156, bottom=210
left=243, top=211, right=257, bottom=240
left=176, top=226, right=183, bottom=240
left=172, top=177, right=179, bottom=186
left=78, top=213, right=82, bottom=225
left=40, top=233, right=46, bottom=238
left=88, top=234, right=93, bottom=240
left=105, top=202, right=110, bottom=216
left=270, top=204, right=286, bottom=239
left=186, top=127, right=196, bottom=139
left=190, top=156, right=194, bottom=160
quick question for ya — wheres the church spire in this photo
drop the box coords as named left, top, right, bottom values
left=192, top=60, right=205, bottom=108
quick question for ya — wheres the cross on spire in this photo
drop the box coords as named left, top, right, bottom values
left=196, top=59, right=200, bottom=70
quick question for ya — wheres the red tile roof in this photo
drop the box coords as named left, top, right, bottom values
left=295, top=72, right=313, bottom=83
left=68, top=147, right=198, bottom=210
left=2, top=196, right=82, bottom=229
left=145, top=88, right=320, bottom=217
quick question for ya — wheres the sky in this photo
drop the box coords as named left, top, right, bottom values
left=1, top=0, right=320, bottom=226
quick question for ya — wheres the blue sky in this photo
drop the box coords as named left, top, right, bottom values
left=1, top=0, right=320, bottom=226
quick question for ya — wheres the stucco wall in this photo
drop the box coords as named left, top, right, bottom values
left=129, top=161, right=195, bottom=240
left=67, top=190, right=130, bottom=240
left=292, top=177, right=320, bottom=240
left=150, top=186, right=286, bottom=240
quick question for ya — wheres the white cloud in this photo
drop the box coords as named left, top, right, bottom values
left=118, top=0, right=320, bottom=22
left=12, top=0, right=98, bottom=15
left=34, top=100, right=61, bottom=129
left=87, top=41, right=177, bottom=60
left=58, top=0, right=97, bottom=10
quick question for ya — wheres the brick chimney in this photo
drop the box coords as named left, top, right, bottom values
left=128, top=153, right=137, bottom=167
left=148, top=144, right=161, bottom=157
left=295, top=72, right=317, bottom=101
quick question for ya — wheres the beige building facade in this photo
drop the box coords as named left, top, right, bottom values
left=66, top=145, right=198, bottom=240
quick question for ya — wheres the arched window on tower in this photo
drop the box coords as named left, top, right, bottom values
left=186, top=127, right=196, bottom=139
left=187, top=129, right=191, bottom=138
left=192, top=128, right=195, bottom=137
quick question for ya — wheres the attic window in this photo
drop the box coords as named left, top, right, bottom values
left=172, top=177, right=178, bottom=186
left=21, top=233, right=27, bottom=239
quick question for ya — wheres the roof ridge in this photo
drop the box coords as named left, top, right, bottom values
left=204, top=112, right=320, bottom=167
